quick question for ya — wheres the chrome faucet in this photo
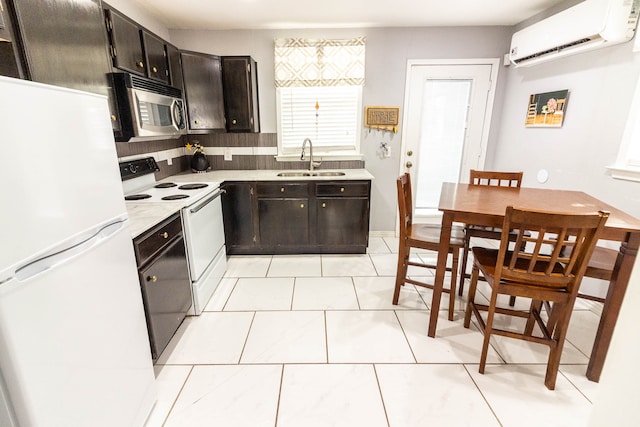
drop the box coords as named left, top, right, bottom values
left=301, top=138, right=321, bottom=172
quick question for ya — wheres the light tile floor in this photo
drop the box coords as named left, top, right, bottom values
left=147, top=236, right=605, bottom=427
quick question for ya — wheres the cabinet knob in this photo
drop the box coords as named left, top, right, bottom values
left=322, top=202, right=326, bottom=208
left=110, top=115, right=116, bottom=121
left=160, top=232, right=169, bottom=239
left=280, top=187, right=285, bottom=193
left=152, top=66, right=158, bottom=73
left=340, top=187, right=345, bottom=192
left=194, top=120, right=199, bottom=125
left=147, top=275, right=158, bottom=282
left=232, top=119, right=237, bottom=124
left=300, top=204, right=304, bottom=208
left=137, top=61, right=144, bottom=68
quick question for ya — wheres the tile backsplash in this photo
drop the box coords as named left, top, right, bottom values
left=115, top=133, right=364, bottom=180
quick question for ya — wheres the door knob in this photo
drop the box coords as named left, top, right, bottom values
left=406, top=161, right=413, bottom=168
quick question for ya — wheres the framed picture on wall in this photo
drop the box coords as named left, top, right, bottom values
left=524, top=89, right=569, bottom=127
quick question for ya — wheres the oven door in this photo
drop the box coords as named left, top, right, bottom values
left=182, top=188, right=226, bottom=282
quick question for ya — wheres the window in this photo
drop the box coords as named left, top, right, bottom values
left=609, top=73, right=640, bottom=182
left=274, top=37, right=365, bottom=158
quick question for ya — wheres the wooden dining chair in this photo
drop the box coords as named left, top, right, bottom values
left=393, top=173, right=465, bottom=320
left=463, top=206, right=609, bottom=390
left=458, top=170, right=525, bottom=300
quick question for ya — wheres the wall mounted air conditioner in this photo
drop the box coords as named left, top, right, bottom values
left=510, top=0, right=640, bottom=67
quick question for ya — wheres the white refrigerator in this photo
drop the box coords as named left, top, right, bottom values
left=0, top=76, right=156, bottom=426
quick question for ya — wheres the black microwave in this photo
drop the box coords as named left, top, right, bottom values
left=110, top=73, right=186, bottom=142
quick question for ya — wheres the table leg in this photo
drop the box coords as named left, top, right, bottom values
left=428, top=211, right=454, bottom=337
left=586, top=232, right=640, bottom=382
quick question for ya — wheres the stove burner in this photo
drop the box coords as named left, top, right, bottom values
left=179, top=183, right=208, bottom=190
left=125, top=194, right=151, bottom=201
left=162, top=194, right=190, bottom=200
left=155, top=182, right=178, bottom=188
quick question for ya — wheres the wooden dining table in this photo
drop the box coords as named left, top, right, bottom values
left=429, top=182, right=640, bottom=382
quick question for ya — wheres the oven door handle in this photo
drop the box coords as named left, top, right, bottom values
left=189, top=189, right=226, bottom=214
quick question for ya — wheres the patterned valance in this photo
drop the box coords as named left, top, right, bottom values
left=274, top=37, right=365, bottom=87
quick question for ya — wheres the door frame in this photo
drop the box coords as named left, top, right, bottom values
left=397, top=58, right=500, bottom=228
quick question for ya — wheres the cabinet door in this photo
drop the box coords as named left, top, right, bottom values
left=222, top=56, right=260, bottom=132
left=143, top=31, right=169, bottom=84
left=139, top=236, right=191, bottom=360
left=9, top=0, right=120, bottom=132
left=258, top=198, right=309, bottom=248
left=221, top=182, right=256, bottom=253
left=181, top=51, right=226, bottom=131
left=105, top=8, right=145, bottom=76
left=317, top=198, right=369, bottom=247
left=166, top=43, right=183, bottom=92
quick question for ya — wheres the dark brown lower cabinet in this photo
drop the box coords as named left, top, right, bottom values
left=317, top=198, right=369, bottom=247
left=221, top=182, right=256, bottom=253
left=134, top=213, right=191, bottom=361
left=258, top=198, right=310, bottom=248
left=222, top=180, right=370, bottom=254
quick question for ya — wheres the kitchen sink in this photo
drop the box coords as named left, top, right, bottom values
left=276, top=171, right=346, bottom=177
left=316, top=171, right=346, bottom=176
left=277, top=172, right=312, bottom=177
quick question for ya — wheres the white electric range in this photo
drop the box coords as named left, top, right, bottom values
left=120, top=157, right=227, bottom=315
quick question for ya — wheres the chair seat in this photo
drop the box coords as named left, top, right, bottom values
left=586, top=246, right=617, bottom=280
left=409, top=224, right=465, bottom=247
left=472, top=247, right=568, bottom=289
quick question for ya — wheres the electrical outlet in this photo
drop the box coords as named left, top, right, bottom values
left=224, top=149, right=232, bottom=161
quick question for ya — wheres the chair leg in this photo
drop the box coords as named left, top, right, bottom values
left=463, top=264, right=480, bottom=328
left=458, top=233, right=471, bottom=296
left=479, top=289, right=498, bottom=374
left=524, top=299, right=543, bottom=336
left=544, top=304, right=572, bottom=390
left=447, top=249, right=459, bottom=321
left=393, top=243, right=409, bottom=305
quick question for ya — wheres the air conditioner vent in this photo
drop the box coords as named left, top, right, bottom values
left=512, top=37, right=596, bottom=64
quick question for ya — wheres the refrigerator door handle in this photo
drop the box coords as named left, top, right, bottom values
left=13, top=220, right=126, bottom=282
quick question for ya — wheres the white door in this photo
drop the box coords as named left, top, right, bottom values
left=400, top=60, right=499, bottom=220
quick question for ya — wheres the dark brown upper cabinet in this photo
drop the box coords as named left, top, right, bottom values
left=104, top=7, right=170, bottom=85
left=180, top=50, right=226, bottom=132
left=142, top=31, right=169, bottom=84
left=166, top=43, right=183, bottom=92
left=6, top=0, right=120, bottom=132
left=104, top=8, right=145, bottom=77
left=221, top=56, right=260, bottom=133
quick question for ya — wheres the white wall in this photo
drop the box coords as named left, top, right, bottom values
left=588, top=255, right=640, bottom=426
left=491, top=40, right=640, bottom=218
left=170, top=26, right=513, bottom=232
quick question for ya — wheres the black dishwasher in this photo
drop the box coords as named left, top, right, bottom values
left=133, top=212, right=192, bottom=360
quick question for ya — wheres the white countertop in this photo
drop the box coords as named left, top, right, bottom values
left=125, top=169, right=373, bottom=238
left=168, top=168, right=374, bottom=183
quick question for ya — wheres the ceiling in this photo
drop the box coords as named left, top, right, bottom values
left=129, top=0, right=568, bottom=31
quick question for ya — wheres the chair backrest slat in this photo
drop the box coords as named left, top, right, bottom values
left=470, top=170, right=524, bottom=188
left=495, top=206, right=609, bottom=291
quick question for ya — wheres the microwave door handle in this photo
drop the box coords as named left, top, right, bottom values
left=171, top=99, right=181, bottom=131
